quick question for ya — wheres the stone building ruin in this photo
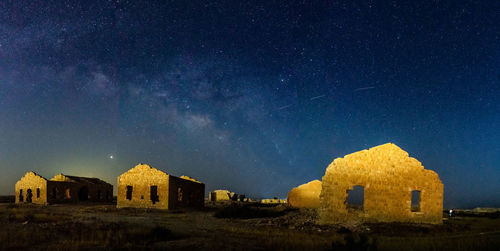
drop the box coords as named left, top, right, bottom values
left=319, top=143, right=443, bottom=224
left=209, top=190, right=237, bottom=201
left=117, top=163, right=205, bottom=209
left=287, top=180, right=322, bottom=208
left=15, top=172, right=113, bottom=204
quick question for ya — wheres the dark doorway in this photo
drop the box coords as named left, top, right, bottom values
left=19, top=189, right=24, bottom=202
left=52, top=188, right=57, bottom=199
left=150, top=186, right=159, bottom=204
left=97, top=190, right=102, bottom=200
left=346, top=185, right=364, bottom=210
left=126, top=186, right=133, bottom=200
left=78, top=186, right=89, bottom=201
left=411, top=190, right=421, bottom=212
left=36, top=188, right=40, bottom=198
left=26, top=189, right=33, bottom=203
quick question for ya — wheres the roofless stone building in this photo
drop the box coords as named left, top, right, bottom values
left=117, top=163, right=205, bottom=209
left=15, top=172, right=113, bottom=204
left=319, top=143, right=443, bottom=224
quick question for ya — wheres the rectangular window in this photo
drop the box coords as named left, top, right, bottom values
left=177, top=187, right=183, bottom=202
left=411, top=190, right=421, bottom=212
left=126, top=186, right=133, bottom=200
left=346, top=185, right=364, bottom=211
left=150, top=186, right=159, bottom=204
left=36, top=188, right=40, bottom=198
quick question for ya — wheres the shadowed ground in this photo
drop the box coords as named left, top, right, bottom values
left=0, top=201, right=498, bottom=250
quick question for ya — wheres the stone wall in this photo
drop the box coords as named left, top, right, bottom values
left=319, top=143, right=443, bottom=224
left=117, top=164, right=205, bottom=209
left=117, top=164, right=170, bottom=209
left=209, top=190, right=235, bottom=201
left=168, top=176, right=205, bottom=209
left=287, top=180, right=322, bottom=208
left=15, top=172, right=48, bottom=204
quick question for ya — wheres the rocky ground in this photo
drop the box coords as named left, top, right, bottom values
left=0, top=201, right=499, bottom=250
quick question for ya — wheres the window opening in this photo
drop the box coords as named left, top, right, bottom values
left=346, top=185, right=364, bottom=210
left=411, top=190, right=421, bottom=212
left=177, top=187, right=183, bottom=202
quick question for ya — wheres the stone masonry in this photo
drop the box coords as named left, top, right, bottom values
left=319, top=143, right=443, bottom=224
left=287, top=180, right=322, bottom=208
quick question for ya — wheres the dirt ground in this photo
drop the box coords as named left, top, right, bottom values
left=0, top=202, right=499, bottom=250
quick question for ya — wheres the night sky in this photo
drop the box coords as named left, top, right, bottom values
left=1, top=1, right=499, bottom=208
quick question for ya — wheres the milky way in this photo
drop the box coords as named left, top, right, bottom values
left=0, top=1, right=499, bottom=207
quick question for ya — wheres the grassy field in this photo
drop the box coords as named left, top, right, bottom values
left=0, top=202, right=498, bottom=250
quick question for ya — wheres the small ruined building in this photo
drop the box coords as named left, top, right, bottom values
left=287, top=180, right=322, bottom=208
left=261, top=198, right=286, bottom=204
left=117, top=163, right=205, bottom=209
left=15, top=172, right=113, bottom=204
left=319, top=143, right=443, bottom=224
left=209, top=190, right=237, bottom=201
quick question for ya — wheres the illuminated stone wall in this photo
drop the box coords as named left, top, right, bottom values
left=319, top=143, right=443, bottom=224
left=287, top=180, right=322, bottom=208
left=117, top=163, right=204, bottom=209
left=117, top=164, right=170, bottom=209
left=15, top=172, right=48, bottom=204
left=209, top=190, right=235, bottom=201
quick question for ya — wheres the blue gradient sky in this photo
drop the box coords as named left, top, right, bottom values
left=0, top=1, right=499, bottom=208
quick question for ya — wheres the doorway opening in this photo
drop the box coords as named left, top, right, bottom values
left=26, top=189, right=33, bottom=203
left=150, top=186, right=159, bottom=204
left=126, top=186, right=133, bottom=200
left=78, top=186, right=88, bottom=201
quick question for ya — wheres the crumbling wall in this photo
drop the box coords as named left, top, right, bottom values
left=287, top=180, right=322, bottom=208
left=117, top=164, right=170, bottom=209
left=319, top=143, right=443, bottom=224
left=15, top=172, right=48, bottom=204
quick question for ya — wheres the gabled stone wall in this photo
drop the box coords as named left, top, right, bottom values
left=117, top=164, right=170, bottom=209
left=319, top=143, right=443, bottom=224
left=117, top=163, right=205, bottom=210
left=15, top=172, right=48, bottom=204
